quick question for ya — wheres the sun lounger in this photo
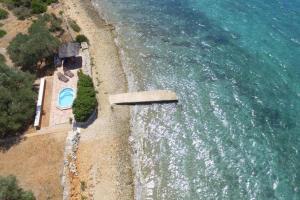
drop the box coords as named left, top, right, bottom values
left=57, top=72, right=69, bottom=82
left=64, top=70, right=74, bottom=78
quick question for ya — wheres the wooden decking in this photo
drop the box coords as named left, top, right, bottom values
left=109, top=90, right=178, bottom=105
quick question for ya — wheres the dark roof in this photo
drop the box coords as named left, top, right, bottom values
left=59, top=42, right=80, bottom=58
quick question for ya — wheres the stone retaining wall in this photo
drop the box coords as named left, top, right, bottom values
left=61, top=128, right=80, bottom=200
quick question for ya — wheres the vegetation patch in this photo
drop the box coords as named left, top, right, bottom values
left=68, top=19, right=81, bottom=32
left=73, top=71, right=97, bottom=122
left=76, top=34, right=89, bottom=44
left=0, top=8, right=8, bottom=19
left=0, top=61, right=36, bottom=138
left=80, top=181, right=86, bottom=191
left=0, top=53, right=5, bottom=62
left=0, top=29, right=6, bottom=38
left=7, top=17, right=60, bottom=72
left=0, top=175, right=36, bottom=200
left=0, top=0, right=58, bottom=19
left=38, top=13, right=63, bottom=33
left=48, top=15, right=63, bottom=33
left=31, top=0, right=47, bottom=14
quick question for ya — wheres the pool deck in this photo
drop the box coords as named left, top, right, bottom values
left=49, top=67, right=79, bottom=126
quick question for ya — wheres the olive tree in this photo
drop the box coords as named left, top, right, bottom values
left=0, top=62, right=36, bottom=138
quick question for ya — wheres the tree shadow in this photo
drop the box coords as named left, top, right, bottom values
left=0, top=136, right=25, bottom=152
left=112, top=101, right=178, bottom=106
left=63, top=56, right=82, bottom=70
left=75, top=109, right=98, bottom=128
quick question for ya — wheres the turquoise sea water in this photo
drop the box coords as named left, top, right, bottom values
left=93, top=0, right=300, bottom=199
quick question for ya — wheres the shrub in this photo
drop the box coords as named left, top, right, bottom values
left=0, top=175, right=36, bottom=200
left=28, top=17, right=48, bottom=33
left=12, top=6, right=31, bottom=20
left=76, top=34, right=89, bottom=44
left=0, top=62, right=36, bottom=138
left=0, top=29, right=6, bottom=38
left=49, top=20, right=63, bottom=32
left=8, top=0, right=31, bottom=8
left=2, top=0, right=32, bottom=19
left=31, top=0, right=47, bottom=14
left=80, top=181, right=86, bottom=191
left=8, top=20, right=60, bottom=71
left=48, top=14, right=63, bottom=32
left=69, top=19, right=81, bottom=32
left=1, top=0, right=49, bottom=19
left=0, top=8, right=9, bottom=19
left=35, top=13, right=63, bottom=33
left=0, top=54, right=5, bottom=62
left=72, top=71, right=97, bottom=122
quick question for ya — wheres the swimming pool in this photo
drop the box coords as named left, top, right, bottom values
left=58, top=88, right=75, bottom=109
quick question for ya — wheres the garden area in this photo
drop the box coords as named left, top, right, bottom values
left=0, top=0, right=58, bottom=19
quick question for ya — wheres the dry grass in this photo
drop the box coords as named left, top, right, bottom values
left=0, top=7, right=32, bottom=66
left=0, top=4, right=73, bottom=66
left=0, top=8, right=32, bottom=48
left=0, top=132, right=67, bottom=199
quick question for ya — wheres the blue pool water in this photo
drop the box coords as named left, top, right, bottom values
left=58, top=88, right=74, bottom=108
left=92, top=0, right=300, bottom=199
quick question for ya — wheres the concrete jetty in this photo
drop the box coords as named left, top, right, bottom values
left=109, top=90, right=178, bottom=105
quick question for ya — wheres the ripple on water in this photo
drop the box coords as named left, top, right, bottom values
left=93, top=0, right=300, bottom=199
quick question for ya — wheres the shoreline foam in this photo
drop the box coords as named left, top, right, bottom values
left=62, top=0, right=134, bottom=199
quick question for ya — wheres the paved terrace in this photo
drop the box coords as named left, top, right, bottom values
left=49, top=67, right=79, bottom=126
left=109, top=90, right=178, bottom=105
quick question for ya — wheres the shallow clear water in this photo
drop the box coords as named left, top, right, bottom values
left=58, top=88, right=74, bottom=108
left=93, top=0, right=300, bottom=199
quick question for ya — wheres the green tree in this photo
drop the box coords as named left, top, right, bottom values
left=7, top=20, right=60, bottom=72
left=31, top=0, right=46, bottom=14
left=37, top=13, right=63, bottom=33
left=0, top=175, right=35, bottom=200
left=0, top=62, right=36, bottom=138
